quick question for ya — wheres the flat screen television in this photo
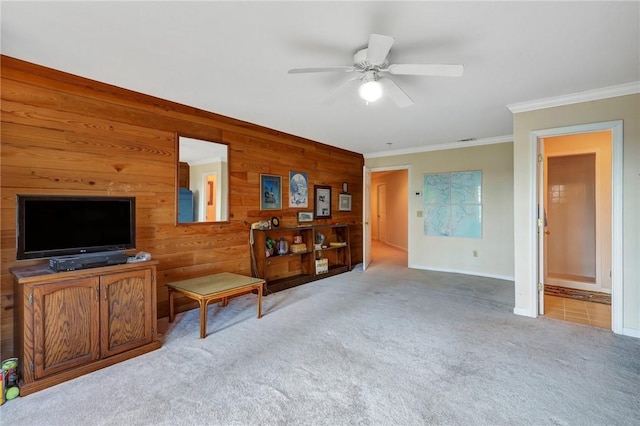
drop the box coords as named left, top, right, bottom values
left=16, top=195, right=136, bottom=260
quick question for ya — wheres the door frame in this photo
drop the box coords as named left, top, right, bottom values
left=530, top=120, right=622, bottom=333
left=376, top=183, right=387, bottom=242
left=363, top=165, right=410, bottom=269
left=363, top=166, right=372, bottom=271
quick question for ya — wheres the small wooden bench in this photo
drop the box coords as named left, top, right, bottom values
left=167, top=272, right=265, bottom=338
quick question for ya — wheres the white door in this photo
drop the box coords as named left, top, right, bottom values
left=363, top=166, right=372, bottom=271
left=377, top=184, right=387, bottom=243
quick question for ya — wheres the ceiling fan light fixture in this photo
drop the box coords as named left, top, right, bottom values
left=359, top=72, right=383, bottom=103
left=359, top=80, right=383, bottom=102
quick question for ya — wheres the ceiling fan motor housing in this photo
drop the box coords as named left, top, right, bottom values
left=354, top=48, right=389, bottom=71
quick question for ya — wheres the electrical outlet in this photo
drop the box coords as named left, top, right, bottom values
left=417, top=210, right=423, bottom=217
left=473, top=250, right=478, bottom=257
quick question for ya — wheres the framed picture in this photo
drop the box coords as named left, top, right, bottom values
left=338, top=193, right=352, bottom=211
left=297, top=211, right=314, bottom=223
left=260, top=174, right=282, bottom=210
left=289, top=171, right=309, bottom=208
left=314, top=185, right=332, bottom=219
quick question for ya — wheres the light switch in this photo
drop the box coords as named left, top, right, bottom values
left=417, top=210, right=423, bottom=217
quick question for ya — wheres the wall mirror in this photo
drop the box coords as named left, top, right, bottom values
left=176, top=135, right=229, bottom=224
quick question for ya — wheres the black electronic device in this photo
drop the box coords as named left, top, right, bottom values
left=49, top=251, right=130, bottom=272
left=16, top=195, right=136, bottom=260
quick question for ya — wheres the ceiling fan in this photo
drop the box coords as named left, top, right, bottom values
left=288, top=34, right=464, bottom=107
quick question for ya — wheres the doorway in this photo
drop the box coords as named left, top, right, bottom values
left=543, top=132, right=612, bottom=294
left=367, top=168, right=409, bottom=266
left=533, top=121, right=622, bottom=332
left=206, top=174, right=217, bottom=221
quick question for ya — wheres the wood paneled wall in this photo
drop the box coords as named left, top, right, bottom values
left=0, top=56, right=364, bottom=360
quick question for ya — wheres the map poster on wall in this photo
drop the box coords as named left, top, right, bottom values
left=423, top=171, right=482, bottom=238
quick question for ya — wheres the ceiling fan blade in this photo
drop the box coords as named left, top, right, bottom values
left=366, top=34, right=394, bottom=65
left=288, top=66, right=355, bottom=74
left=380, top=77, right=413, bottom=108
left=321, top=77, right=360, bottom=105
left=386, top=64, right=464, bottom=77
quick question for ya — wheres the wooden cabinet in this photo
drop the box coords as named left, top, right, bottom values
left=251, top=224, right=351, bottom=293
left=12, top=261, right=161, bottom=396
left=100, top=268, right=155, bottom=357
left=32, top=276, right=100, bottom=380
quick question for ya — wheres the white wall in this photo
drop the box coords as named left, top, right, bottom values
left=366, top=142, right=514, bottom=280
left=512, top=94, right=639, bottom=336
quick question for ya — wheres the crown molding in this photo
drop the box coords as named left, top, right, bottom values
left=507, top=81, right=640, bottom=114
left=364, top=135, right=513, bottom=159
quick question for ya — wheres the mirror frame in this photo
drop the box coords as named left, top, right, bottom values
left=175, top=133, right=230, bottom=225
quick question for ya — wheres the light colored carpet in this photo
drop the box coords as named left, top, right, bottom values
left=2, top=245, right=639, bottom=425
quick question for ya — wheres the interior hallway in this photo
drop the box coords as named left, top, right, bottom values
left=370, top=239, right=407, bottom=267
left=371, top=240, right=611, bottom=330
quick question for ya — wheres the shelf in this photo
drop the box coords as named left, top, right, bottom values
left=266, top=251, right=312, bottom=258
left=265, top=274, right=316, bottom=293
left=252, top=224, right=351, bottom=294
left=316, top=264, right=349, bottom=276
left=315, top=245, right=348, bottom=252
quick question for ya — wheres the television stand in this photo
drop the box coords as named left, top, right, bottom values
left=11, top=261, right=161, bottom=396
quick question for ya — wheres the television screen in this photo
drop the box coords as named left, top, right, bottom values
left=17, top=195, right=136, bottom=260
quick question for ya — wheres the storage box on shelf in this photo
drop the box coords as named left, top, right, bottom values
left=251, top=224, right=351, bottom=293
left=315, top=258, right=329, bottom=274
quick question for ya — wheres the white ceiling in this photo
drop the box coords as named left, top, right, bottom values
left=2, top=1, right=639, bottom=156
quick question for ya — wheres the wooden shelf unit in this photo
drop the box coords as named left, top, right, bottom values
left=11, top=261, right=162, bottom=396
left=251, top=224, right=351, bottom=293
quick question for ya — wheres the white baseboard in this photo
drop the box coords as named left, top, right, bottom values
left=385, top=242, right=407, bottom=252
left=513, top=307, right=537, bottom=318
left=622, top=328, right=640, bottom=338
left=408, top=264, right=514, bottom=282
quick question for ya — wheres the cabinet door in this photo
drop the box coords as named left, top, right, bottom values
left=32, top=277, right=100, bottom=379
left=100, top=268, right=153, bottom=357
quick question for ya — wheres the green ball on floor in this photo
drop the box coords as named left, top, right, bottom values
left=6, top=386, right=19, bottom=400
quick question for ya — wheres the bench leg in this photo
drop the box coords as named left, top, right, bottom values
left=257, top=283, right=263, bottom=319
left=169, top=288, right=175, bottom=323
left=199, top=300, right=207, bottom=339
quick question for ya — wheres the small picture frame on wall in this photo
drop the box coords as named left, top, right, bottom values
left=338, top=193, right=352, bottom=211
left=314, top=185, right=332, bottom=219
left=289, top=171, right=309, bottom=208
left=260, top=174, right=282, bottom=210
left=297, top=211, right=314, bottom=223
